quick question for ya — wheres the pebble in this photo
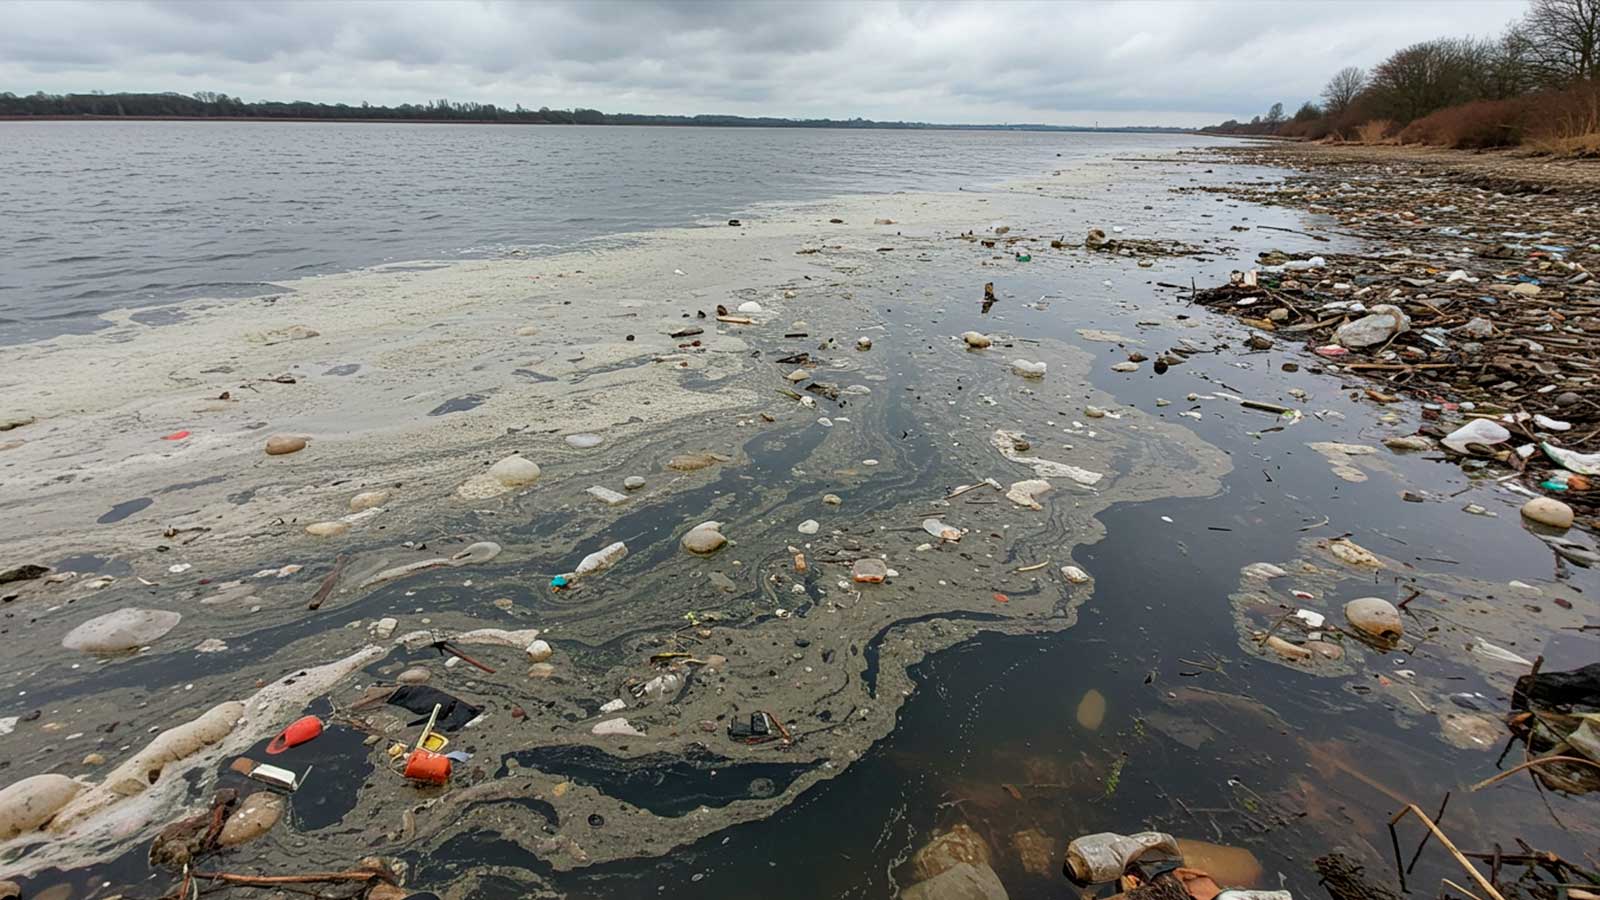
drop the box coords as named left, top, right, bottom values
left=1521, top=496, right=1574, bottom=530
left=1061, top=565, right=1091, bottom=584
left=599, top=699, right=627, bottom=714
left=786, top=368, right=811, bottom=382
left=81, top=753, right=105, bottom=766
left=565, top=433, right=603, bottom=449
left=592, top=717, right=644, bottom=737
left=349, top=490, right=390, bottom=512
left=489, top=454, right=541, bottom=486
left=264, top=435, right=307, bottom=456
left=526, top=640, right=553, bottom=663
left=797, top=519, right=820, bottom=535
left=397, top=667, right=431, bottom=685
left=374, top=617, right=398, bottom=639
left=528, top=663, right=556, bottom=679
left=1110, top=361, right=1139, bottom=372
left=823, top=494, right=842, bottom=505
left=493, top=597, right=514, bottom=610
left=305, top=521, right=350, bottom=537
left=856, top=337, right=873, bottom=350
left=961, top=331, right=992, bottom=349
left=624, top=476, right=646, bottom=490
left=1085, top=406, right=1106, bottom=418
left=1011, top=359, right=1047, bottom=377
left=737, top=301, right=763, bottom=314
left=682, top=522, right=728, bottom=555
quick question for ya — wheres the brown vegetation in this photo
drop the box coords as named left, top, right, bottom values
left=1204, top=0, right=1600, bottom=156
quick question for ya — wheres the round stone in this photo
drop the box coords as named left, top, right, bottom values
left=489, top=455, right=541, bottom=487
left=264, top=435, right=306, bottom=456
left=1521, top=496, right=1574, bottom=530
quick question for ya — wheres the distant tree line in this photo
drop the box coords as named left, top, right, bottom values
left=0, top=90, right=1187, bottom=132
left=1201, top=0, right=1599, bottom=153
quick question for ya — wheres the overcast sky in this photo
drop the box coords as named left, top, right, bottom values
left=3, top=0, right=1529, bottom=126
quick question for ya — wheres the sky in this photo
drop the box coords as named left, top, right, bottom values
left=2, top=0, right=1530, bottom=127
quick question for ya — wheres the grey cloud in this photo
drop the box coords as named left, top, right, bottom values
left=2, top=0, right=1529, bottom=126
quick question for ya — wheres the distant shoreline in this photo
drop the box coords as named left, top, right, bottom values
left=0, top=114, right=1194, bottom=134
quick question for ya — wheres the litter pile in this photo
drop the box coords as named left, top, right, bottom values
left=1179, top=146, right=1600, bottom=526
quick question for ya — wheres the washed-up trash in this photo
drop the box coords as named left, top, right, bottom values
left=1005, top=479, right=1052, bottom=509
left=265, top=716, right=323, bottom=755
left=1442, top=419, right=1511, bottom=454
left=233, top=758, right=305, bottom=792
left=403, top=750, right=451, bottom=785
left=1065, top=830, right=1181, bottom=883
left=388, top=686, right=482, bottom=732
left=1333, top=304, right=1410, bottom=348
left=574, top=540, right=628, bottom=577
left=1011, top=359, right=1047, bottom=377
left=728, top=711, right=790, bottom=745
left=991, top=429, right=1103, bottom=486
left=851, top=558, right=889, bottom=583
left=922, top=518, right=961, bottom=541
left=1470, top=638, right=1533, bottom=667
left=359, top=541, right=501, bottom=588
left=1543, top=442, right=1600, bottom=476
left=1327, top=538, right=1382, bottom=568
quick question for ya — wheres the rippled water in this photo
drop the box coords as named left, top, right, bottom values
left=0, top=123, right=1204, bottom=342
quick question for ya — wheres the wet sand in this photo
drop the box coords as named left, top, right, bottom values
left=2, top=144, right=1597, bottom=899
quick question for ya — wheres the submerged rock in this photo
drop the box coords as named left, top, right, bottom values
left=797, top=519, right=820, bottom=535
left=489, top=455, right=541, bottom=486
left=624, top=476, right=646, bottom=490
left=565, top=433, right=603, bottom=449
left=682, top=522, right=728, bottom=555
left=62, top=608, right=182, bottom=653
left=962, top=331, right=992, bottom=349
left=305, top=521, right=350, bottom=537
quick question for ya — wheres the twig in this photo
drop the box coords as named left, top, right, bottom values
left=307, top=554, right=348, bottom=610
left=190, top=870, right=389, bottom=887
left=1388, top=803, right=1507, bottom=900
left=1470, top=755, right=1600, bottom=792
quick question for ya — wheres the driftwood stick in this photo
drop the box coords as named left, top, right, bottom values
left=191, top=869, right=389, bottom=887
left=1469, top=755, right=1600, bottom=792
left=1387, top=803, right=1507, bottom=900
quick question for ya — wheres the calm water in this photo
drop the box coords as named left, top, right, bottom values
left=0, top=123, right=1206, bottom=342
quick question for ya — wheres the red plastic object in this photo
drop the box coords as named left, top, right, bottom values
left=265, top=715, right=324, bottom=755
left=404, top=749, right=452, bottom=784
left=162, top=430, right=191, bottom=441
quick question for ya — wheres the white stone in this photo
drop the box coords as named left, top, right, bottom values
left=798, top=519, right=820, bottom=535
left=489, top=455, right=541, bottom=486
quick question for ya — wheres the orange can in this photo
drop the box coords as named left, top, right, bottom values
left=403, top=749, right=452, bottom=785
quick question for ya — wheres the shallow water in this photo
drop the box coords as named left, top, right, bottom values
left=0, top=123, right=1216, bottom=343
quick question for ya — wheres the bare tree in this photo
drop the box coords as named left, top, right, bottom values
left=1523, top=0, right=1600, bottom=84
left=1367, top=38, right=1493, bottom=122
left=1321, top=66, right=1368, bottom=117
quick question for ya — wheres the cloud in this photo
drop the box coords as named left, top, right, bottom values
left=0, top=0, right=1529, bottom=126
